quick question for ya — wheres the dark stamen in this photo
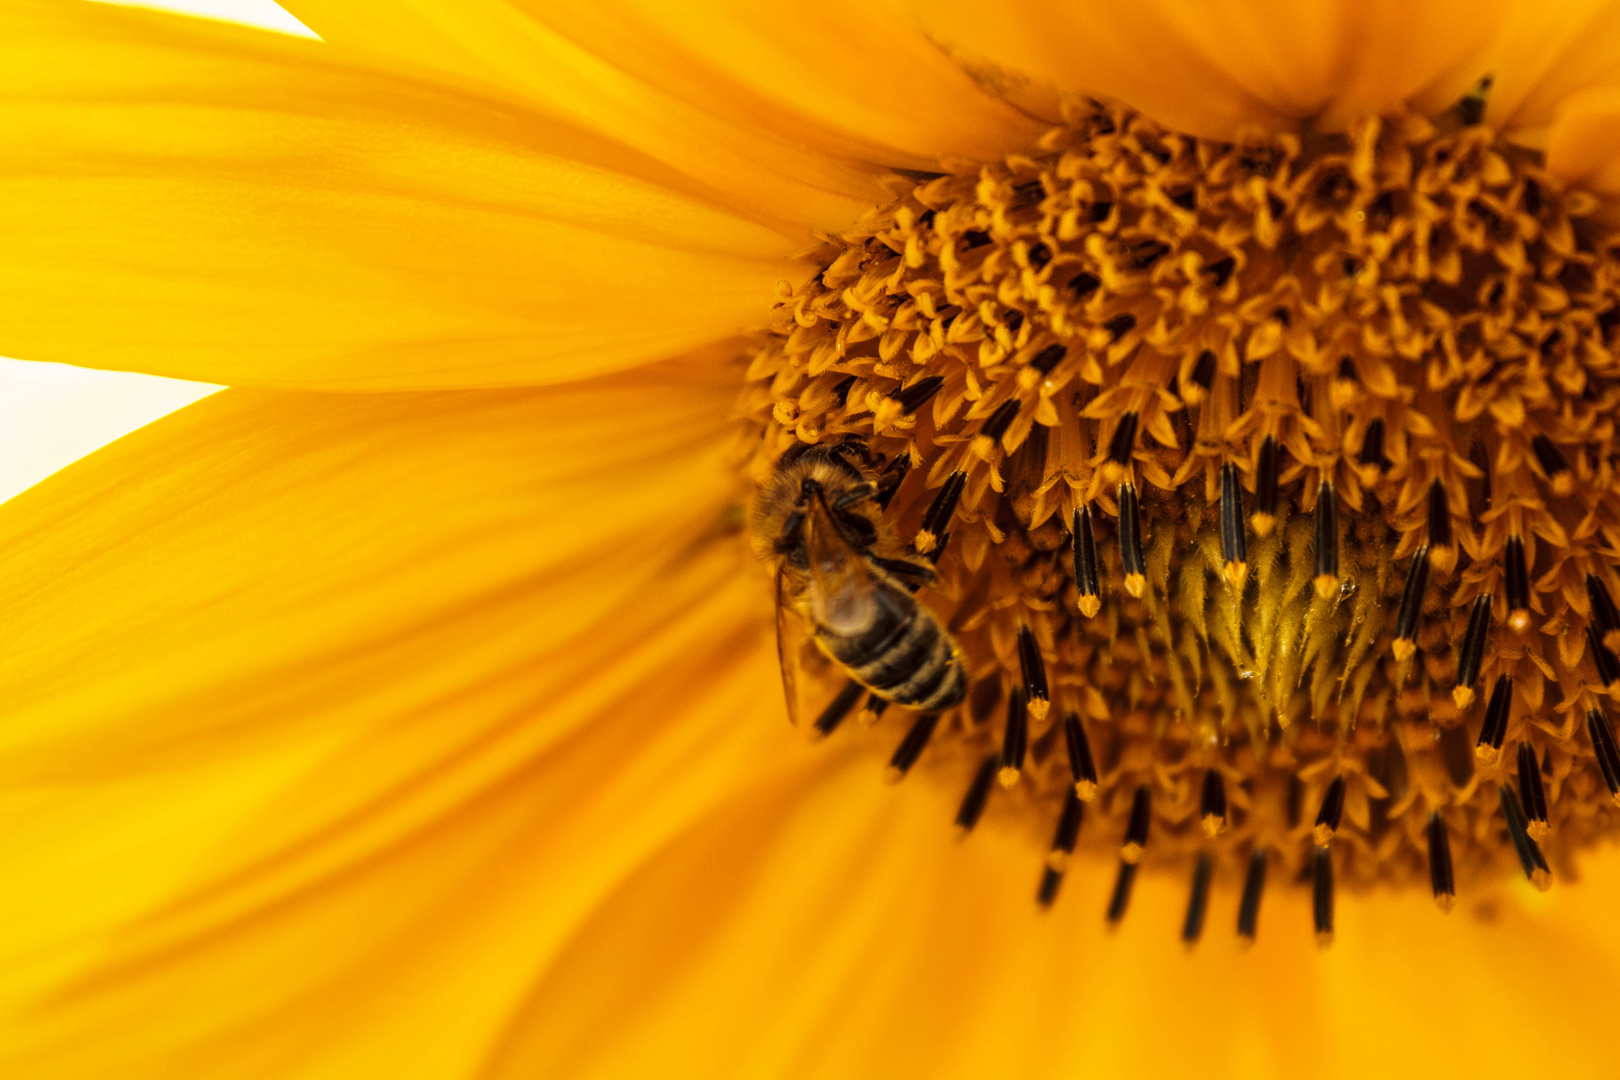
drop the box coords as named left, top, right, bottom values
left=1589, top=624, right=1620, bottom=686
left=1204, top=256, right=1235, bottom=288
left=1253, top=435, right=1280, bottom=535
left=1047, top=788, right=1085, bottom=871
left=1064, top=712, right=1100, bottom=800
left=1106, top=860, right=1138, bottom=924
left=1453, top=593, right=1492, bottom=709
left=954, top=754, right=998, bottom=838
left=1068, top=271, right=1101, bottom=299
left=1017, top=625, right=1050, bottom=721
left=1312, top=847, right=1334, bottom=946
left=1118, top=482, right=1146, bottom=598
left=1200, top=769, right=1227, bottom=837
left=1588, top=574, right=1620, bottom=652
left=1588, top=708, right=1620, bottom=806
left=1126, top=240, right=1170, bottom=270
left=1476, top=674, right=1512, bottom=762
left=874, top=452, right=911, bottom=511
left=1427, top=479, right=1453, bottom=560
left=1182, top=852, right=1213, bottom=945
left=1037, top=866, right=1065, bottom=908
left=883, top=712, right=940, bottom=783
left=960, top=229, right=991, bottom=249
left=999, top=689, right=1027, bottom=788
left=1499, top=784, right=1551, bottom=890
left=1457, top=75, right=1492, bottom=126
left=978, top=398, right=1021, bottom=446
left=1504, top=535, right=1530, bottom=630
left=1121, top=784, right=1151, bottom=863
left=1237, top=847, right=1269, bottom=943
left=1220, top=463, right=1248, bottom=585
left=915, top=471, right=966, bottom=554
left=1516, top=740, right=1549, bottom=839
left=1428, top=812, right=1456, bottom=912
left=857, top=695, right=891, bottom=727
left=831, top=374, right=856, bottom=407
left=1107, top=411, right=1140, bottom=468
left=1286, top=773, right=1305, bottom=829
left=1029, top=342, right=1067, bottom=375
left=1103, top=313, right=1137, bottom=341
left=1072, top=506, right=1101, bottom=617
left=1313, top=776, right=1346, bottom=845
left=813, top=680, right=865, bottom=739
left=1531, top=434, right=1572, bottom=494
left=1011, top=180, right=1045, bottom=209
left=1359, top=417, right=1388, bottom=471
left=1313, top=479, right=1339, bottom=600
left=892, top=375, right=945, bottom=416
left=1393, top=545, right=1431, bottom=661
left=1189, top=349, right=1218, bottom=401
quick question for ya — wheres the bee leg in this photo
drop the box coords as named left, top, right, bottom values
left=773, top=510, right=805, bottom=555
left=831, top=481, right=877, bottom=509
left=873, top=454, right=911, bottom=510
left=834, top=509, right=878, bottom=549
left=830, top=433, right=876, bottom=466
left=868, top=555, right=936, bottom=592
left=776, top=441, right=815, bottom=469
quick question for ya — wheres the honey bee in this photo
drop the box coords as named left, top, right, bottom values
left=750, top=437, right=967, bottom=726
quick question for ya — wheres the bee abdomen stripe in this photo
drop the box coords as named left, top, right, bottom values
left=853, top=610, right=936, bottom=690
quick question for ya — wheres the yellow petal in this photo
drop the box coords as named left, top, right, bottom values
left=0, top=350, right=787, bottom=1076
left=284, top=0, right=1041, bottom=213
left=907, top=0, right=1510, bottom=137
left=280, top=0, right=883, bottom=232
left=1544, top=87, right=1620, bottom=194
left=484, top=725, right=1620, bottom=1078
left=503, top=0, right=1046, bottom=162
left=0, top=1, right=798, bottom=390
left=1484, top=0, right=1620, bottom=134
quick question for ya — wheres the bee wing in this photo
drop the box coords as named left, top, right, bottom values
left=774, top=564, right=852, bottom=729
left=801, top=491, right=878, bottom=634
left=775, top=564, right=808, bottom=726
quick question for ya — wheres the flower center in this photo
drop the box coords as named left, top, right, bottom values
left=737, top=96, right=1620, bottom=943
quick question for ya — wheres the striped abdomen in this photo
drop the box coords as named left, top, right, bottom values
left=815, top=580, right=965, bottom=712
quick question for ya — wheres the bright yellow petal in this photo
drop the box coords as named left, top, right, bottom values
left=278, top=0, right=884, bottom=232
left=482, top=719, right=1620, bottom=1078
left=906, top=0, right=1510, bottom=137
left=282, top=0, right=1042, bottom=210
left=1544, top=87, right=1620, bottom=194
left=0, top=348, right=784, bottom=1076
left=1482, top=0, right=1620, bottom=135
left=0, top=1, right=797, bottom=390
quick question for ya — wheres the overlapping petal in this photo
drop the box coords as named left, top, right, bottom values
left=484, top=739, right=1620, bottom=1079
left=280, top=0, right=1043, bottom=205
left=1478, top=0, right=1620, bottom=134
left=904, top=0, right=1511, bottom=138
left=0, top=0, right=797, bottom=390
left=0, top=352, right=792, bottom=1075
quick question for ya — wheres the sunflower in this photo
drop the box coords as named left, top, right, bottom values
left=6, top=0, right=1620, bottom=1076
